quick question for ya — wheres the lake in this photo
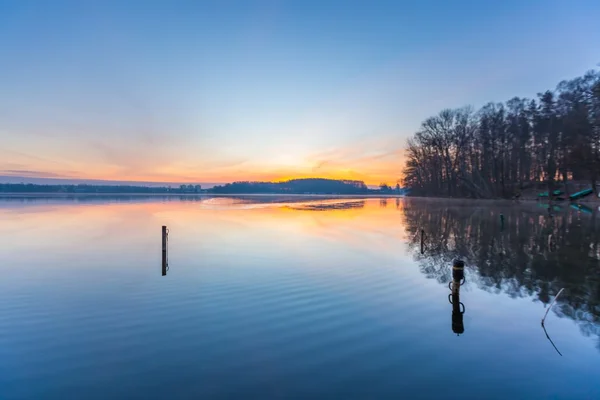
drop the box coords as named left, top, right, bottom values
left=1, top=196, right=599, bottom=399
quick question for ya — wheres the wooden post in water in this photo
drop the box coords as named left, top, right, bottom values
left=420, top=229, right=425, bottom=254
left=162, top=225, right=167, bottom=276
left=452, top=259, right=464, bottom=285
left=500, top=213, right=505, bottom=230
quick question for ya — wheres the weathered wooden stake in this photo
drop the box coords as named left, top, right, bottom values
left=452, top=259, right=465, bottom=283
left=162, top=225, right=167, bottom=276
left=420, top=229, right=425, bottom=254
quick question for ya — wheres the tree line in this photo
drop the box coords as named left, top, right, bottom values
left=0, top=183, right=201, bottom=194
left=402, top=69, right=600, bottom=198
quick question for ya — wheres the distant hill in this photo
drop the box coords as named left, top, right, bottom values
left=209, top=178, right=372, bottom=194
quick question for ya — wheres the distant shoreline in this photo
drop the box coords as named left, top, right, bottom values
left=0, top=192, right=404, bottom=198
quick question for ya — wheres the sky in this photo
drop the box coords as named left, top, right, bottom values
left=1, top=0, right=599, bottom=186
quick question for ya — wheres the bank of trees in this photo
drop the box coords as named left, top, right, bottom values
left=403, top=70, right=600, bottom=198
left=0, top=183, right=201, bottom=194
left=209, top=178, right=369, bottom=194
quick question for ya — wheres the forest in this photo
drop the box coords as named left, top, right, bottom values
left=0, top=183, right=202, bottom=194
left=402, top=69, right=600, bottom=199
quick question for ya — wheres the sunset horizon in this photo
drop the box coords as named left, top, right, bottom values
left=0, top=173, right=393, bottom=189
left=3, top=1, right=597, bottom=188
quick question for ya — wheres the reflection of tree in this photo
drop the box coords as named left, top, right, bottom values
left=0, top=195, right=207, bottom=203
left=403, top=199, right=600, bottom=349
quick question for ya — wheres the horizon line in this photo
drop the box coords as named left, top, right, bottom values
left=0, top=175, right=385, bottom=189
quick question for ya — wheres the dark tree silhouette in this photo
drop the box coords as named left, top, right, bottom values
left=0, top=183, right=201, bottom=194
left=403, top=70, right=600, bottom=198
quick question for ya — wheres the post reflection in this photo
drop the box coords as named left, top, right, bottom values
left=162, top=225, right=169, bottom=276
left=448, top=259, right=466, bottom=335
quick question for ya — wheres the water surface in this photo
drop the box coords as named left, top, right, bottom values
left=1, top=196, right=599, bottom=399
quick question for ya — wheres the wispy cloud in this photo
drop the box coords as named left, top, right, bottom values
left=0, top=148, right=74, bottom=168
left=0, top=169, right=74, bottom=178
left=298, top=135, right=404, bottom=184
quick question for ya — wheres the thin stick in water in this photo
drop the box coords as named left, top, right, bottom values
left=541, top=288, right=564, bottom=326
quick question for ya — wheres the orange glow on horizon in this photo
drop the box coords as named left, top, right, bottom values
left=1, top=139, right=405, bottom=186
left=7, top=167, right=403, bottom=186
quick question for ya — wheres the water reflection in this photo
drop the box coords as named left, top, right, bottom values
left=543, top=321, right=563, bottom=356
left=284, top=200, right=365, bottom=212
left=448, top=259, right=466, bottom=335
left=0, top=194, right=207, bottom=204
left=403, top=198, right=600, bottom=349
left=162, top=225, right=169, bottom=276
left=0, top=195, right=375, bottom=210
left=1, top=196, right=600, bottom=398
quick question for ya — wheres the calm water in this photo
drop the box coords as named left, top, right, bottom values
left=1, top=196, right=599, bottom=399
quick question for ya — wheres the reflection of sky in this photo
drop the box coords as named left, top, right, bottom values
left=1, top=197, right=599, bottom=398
left=1, top=1, right=599, bottom=185
left=0, top=197, right=409, bottom=262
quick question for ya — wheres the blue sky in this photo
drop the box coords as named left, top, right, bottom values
left=1, top=0, right=598, bottom=185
